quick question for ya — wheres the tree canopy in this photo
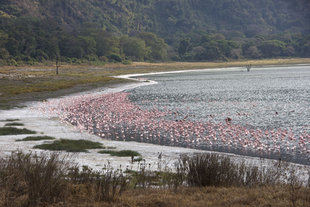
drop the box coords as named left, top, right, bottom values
left=0, top=0, right=309, bottom=65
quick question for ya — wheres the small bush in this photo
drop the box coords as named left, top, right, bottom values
left=34, top=139, right=104, bottom=152
left=0, top=127, right=36, bottom=135
left=134, top=157, right=143, bottom=162
left=122, top=59, right=132, bottom=65
left=17, top=136, right=56, bottom=141
left=107, top=146, right=117, bottom=149
left=109, top=54, right=122, bottom=62
left=99, top=56, right=108, bottom=62
left=98, top=150, right=141, bottom=157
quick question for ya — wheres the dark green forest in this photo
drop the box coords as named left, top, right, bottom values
left=0, top=0, right=309, bottom=65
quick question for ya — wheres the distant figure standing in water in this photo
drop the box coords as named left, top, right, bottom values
left=246, top=64, right=252, bottom=72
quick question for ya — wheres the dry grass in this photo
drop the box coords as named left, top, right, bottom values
left=0, top=152, right=69, bottom=207
left=3, top=185, right=308, bottom=207
left=38, top=186, right=310, bottom=207
left=0, top=152, right=309, bottom=207
left=109, top=186, right=310, bottom=207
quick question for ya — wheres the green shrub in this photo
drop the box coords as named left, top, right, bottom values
left=1, top=119, right=20, bottom=122
left=109, top=54, right=122, bottom=62
left=99, top=56, right=108, bottom=62
left=34, top=139, right=104, bottom=152
left=98, top=150, right=141, bottom=157
left=133, top=156, right=143, bottom=162
left=17, top=136, right=56, bottom=141
left=122, top=59, right=132, bottom=65
left=7, top=58, right=18, bottom=66
left=0, top=127, right=36, bottom=135
left=4, top=122, right=24, bottom=126
left=107, top=146, right=117, bottom=149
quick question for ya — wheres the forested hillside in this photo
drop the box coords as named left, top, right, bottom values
left=0, top=0, right=309, bottom=64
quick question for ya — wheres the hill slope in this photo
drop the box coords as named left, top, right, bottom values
left=0, top=0, right=309, bottom=63
left=2, top=0, right=310, bottom=37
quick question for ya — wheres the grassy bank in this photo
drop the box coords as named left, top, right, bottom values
left=1, top=58, right=309, bottom=109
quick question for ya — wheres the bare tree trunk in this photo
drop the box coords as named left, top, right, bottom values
left=56, top=57, right=59, bottom=75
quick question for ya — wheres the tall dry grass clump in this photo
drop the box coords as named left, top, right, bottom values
left=67, top=165, right=128, bottom=202
left=0, top=152, right=69, bottom=207
left=179, top=153, right=306, bottom=188
left=0, top=152, right=129, bottom=207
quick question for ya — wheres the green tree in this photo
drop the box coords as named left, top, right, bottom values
left=59, top=36, right=84, bottom=58
left=78, top=35, right=97, bottom=57
left=95, top=31, right=120, bottom=58
left=202, top=43, right=222, bottom=60
left=258, top=40, right=286, bottom=58
left=121, top=36, right=147, bottom=61
left=0, top=30, right=9, bottom=60
left=138, top=32, right=167, bottom=61
left=0, top=48, right=10, bottom=60
left=178, top=38, right=191, bottom=58
left=244, top=46, right=262, bottom=59
left=0, top=30, right=8, bottom=48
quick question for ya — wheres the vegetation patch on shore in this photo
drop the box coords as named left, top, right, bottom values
left=33, top=139, right=104, bottom=152
left=4, top=122, right=24, bottom=127
left=17, top=136, right=55, bottom=141
left=0, top=119, right=20, bottom=122
left=98, top=149, right=141, bottom=157
left=0, top=127, right=36, bottom=135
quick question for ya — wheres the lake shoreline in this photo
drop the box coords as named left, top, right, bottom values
left=116, top=64, right=310, bottom=165
left=0, top=63, right=309, bottom=180
left=1, top=58, right=310, bottom=110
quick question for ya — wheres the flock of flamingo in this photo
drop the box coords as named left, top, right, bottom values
left=39, top=91, right=310, bottom=163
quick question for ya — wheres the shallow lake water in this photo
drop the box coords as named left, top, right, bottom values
left=127, top=65, right=310, bottom=164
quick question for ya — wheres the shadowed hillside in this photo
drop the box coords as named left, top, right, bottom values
left=2, top=0, right=310, bottom=36
left=0, top=0, right=309, bottom=64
